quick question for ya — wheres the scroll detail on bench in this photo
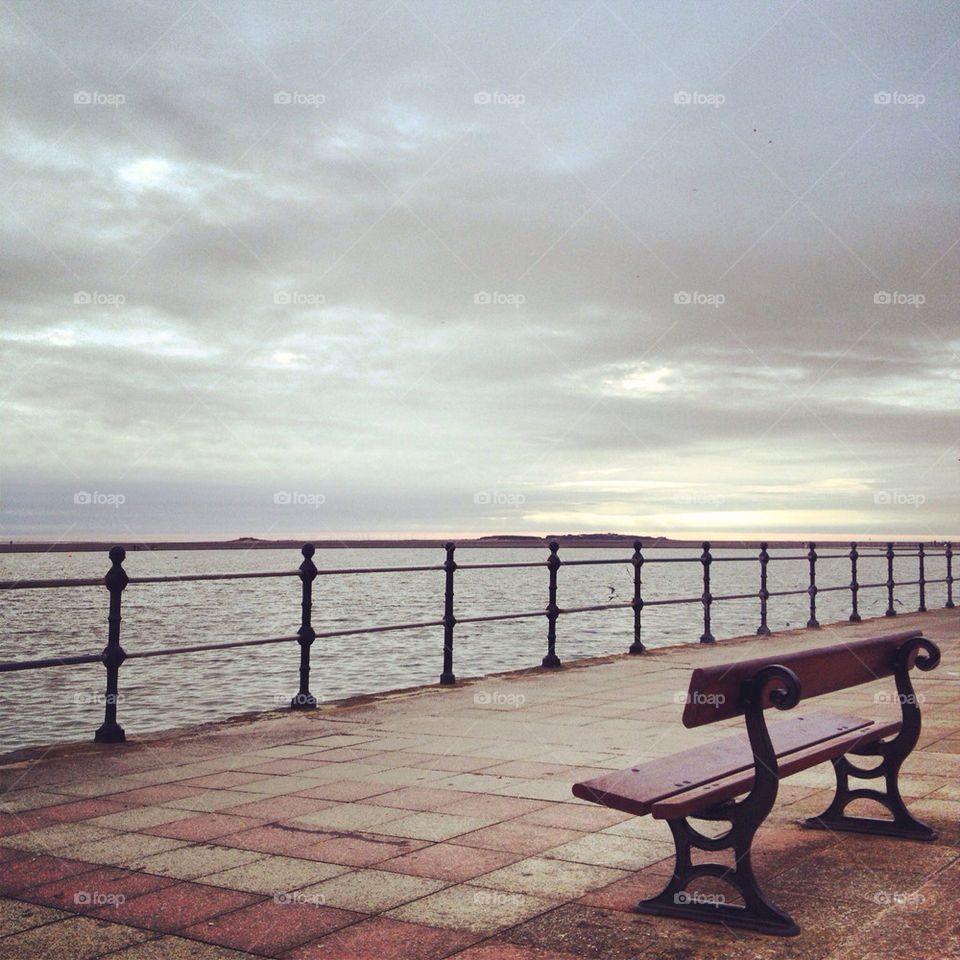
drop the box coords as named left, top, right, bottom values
left=572, top=629, right=940, bottom=937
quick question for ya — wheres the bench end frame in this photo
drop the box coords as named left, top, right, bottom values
left=800, top=635, right=940, bottom=841
left=634, top=664, right=803, bottom=936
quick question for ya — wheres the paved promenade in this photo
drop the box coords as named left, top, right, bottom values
left=2, top=609, right=958, bottom=959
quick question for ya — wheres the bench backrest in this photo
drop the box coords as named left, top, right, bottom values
left=682, top=629, right=923, bottom=728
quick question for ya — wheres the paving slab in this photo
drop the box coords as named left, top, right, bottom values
left=0, top=897, right=72, bottom=935
left=385, top=882, right=558, bottom=935
left=0, top=914, right=156, bottom=959
left=178, top=897, right=363, bottom=955
left=284, top=916, right=480, bottom=959
left=297, top=867, right=447, bottom=912
left=196, top=852, right=350, bottom=893
left=0, top=608, right=956, bottom=959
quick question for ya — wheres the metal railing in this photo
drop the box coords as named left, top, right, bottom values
left=0, top=540, right=954, bottom=744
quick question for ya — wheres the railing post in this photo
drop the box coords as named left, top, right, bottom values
left=806, top=542, right=819, bottom=628
left=700, top=541, right=714, bottom=643
left=291, top=544, right=318, bottom=709
left=917, top=542, right=926, bottom=612
left=440, top=542, right=457, bottom=684
left=629, top=540, right=645, bottom=654
left=95, top=545, right=127, bottom=743
left=946, top=542, right=955, bottom=609
left=542, top=541, right=562, bottom=667
left=885, top=542, right=897, bottom=616
left=756, top=542, right=771, bottom=635
left=848, top=542, right=861, bottom=622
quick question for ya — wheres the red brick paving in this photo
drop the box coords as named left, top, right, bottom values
left=377, top=843, right=522, bottom=882
left=0, top=810, right=57, bottom=836
left=180, top=897, right=363, bottom=954
left=216, top=824, right=340, bottom=858
left=450, top=945, right=584, bottom=960
left=239, top=758, right=327, bottom=775
left=284, top=916, right=480, bottom=959
left=141, top=811, right=266, bottom=842
left=30, top=865, right=177, bottom=912
left=304, top=831, right=430, bottom=868
left=364, top=785, right=480, bottom=812
left=0, top=798, right=131, bottom=835
left=224, top=794, right=335, bottom=820
left=292, top=780, right=394, bottom=802
left=180, top=770, right=271, bottom=789
left=104, top=783, right=205, bottom=805
left=0, top=855, right=100, bottom=895
left=89, top=880, right=260, bottom=932
left=454, top=822, right=585, bottom=856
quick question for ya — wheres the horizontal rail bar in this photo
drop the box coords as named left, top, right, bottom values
left=118, top=634, right=299, bottom=658
left=704, top=592, right=761, bottom=602
left=557, top=602, right=634, bottom=614
left=638, top=596, right=704, bottom=607
left=552, top=558, right=631, bottom=567
left=2, top=549, right=948, bottom=592
left=314, top=565, right=444, bottom=576
left=0, top=578, right=104, bottom=589
left=0, top=653, right=104, bottom=671
left=129, top=571, right=296, bottom=584
left=0, top=615, right=453, bottom=672
left=454, top=610, right=546, bottom=625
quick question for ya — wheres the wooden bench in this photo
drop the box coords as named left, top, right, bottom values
left=572, top=629, right=940, bottom=936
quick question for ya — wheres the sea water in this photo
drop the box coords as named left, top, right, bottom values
left=0, top=546, right=934, bottom=753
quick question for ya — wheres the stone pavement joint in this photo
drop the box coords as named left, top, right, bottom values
left=1, top=609, right=958, bottom=959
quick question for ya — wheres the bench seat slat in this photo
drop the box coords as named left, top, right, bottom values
left=649, top=717, right=901, bottom=819
left=572, top=711, right=891, bottom=817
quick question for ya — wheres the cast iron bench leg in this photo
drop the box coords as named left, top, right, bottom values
left=801, top=746, right=936, bottom=841
left=802, top=642, right=937, bottom=842
left=634, top=801, right=799, bottom=937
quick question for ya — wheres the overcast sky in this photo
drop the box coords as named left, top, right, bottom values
left=1, top=0, right=957, bottom=542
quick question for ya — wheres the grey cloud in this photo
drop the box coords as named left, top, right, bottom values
left=2, top=0, right=957, bottom=540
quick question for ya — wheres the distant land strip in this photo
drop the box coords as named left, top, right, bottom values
left=0, top=534, right=937, bottom=554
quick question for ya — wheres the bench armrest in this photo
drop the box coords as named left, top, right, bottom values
left=734, top=665, right=802, bottom=819
left=879, top=635, right=941, bottom=758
